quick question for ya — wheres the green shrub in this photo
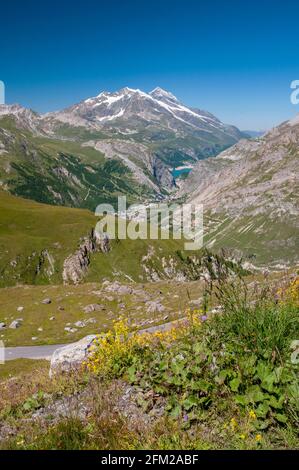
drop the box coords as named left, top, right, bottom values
left=120, top=273, right=299, bottom=434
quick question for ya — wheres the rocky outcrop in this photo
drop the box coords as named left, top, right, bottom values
left=36, top=250, right=55, bottom=278
left=152, top=157, right=175, bottom=189
left=62, top=229, right=110, bottom=284
left=141, top=247, right=188, bottom=282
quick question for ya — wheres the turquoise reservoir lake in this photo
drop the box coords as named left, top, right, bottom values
left=172, top=167, right=192, bottom=179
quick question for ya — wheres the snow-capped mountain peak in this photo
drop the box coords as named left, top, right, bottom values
left=149, top=87, right=179, bottom=103
left=44, top=86, right=245, bottom=147
left=119, top=87, right=144, bottom=95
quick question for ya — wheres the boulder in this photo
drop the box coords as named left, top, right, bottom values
left=83, top=304, right=104, bottom=314
left=64, top=327, right=78, bottom=333
left=42, top=298, right=51, bottom=305
left=49, top=335, right=97, bottom=376
left=0, top=322, right=6, bottom=329
left=103, top=281, right=133, bottom=295
left=9, top=320, right=22, bottom=329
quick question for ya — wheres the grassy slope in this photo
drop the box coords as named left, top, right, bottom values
left=0, top=190, right=201, bottom=287
left=0, top=280, right=202, bottom=346
left=0, top=267, right=293, bottom=347
left=0, top=190, right=96, bottom=286
left=203, top=211, right=299, bottom=266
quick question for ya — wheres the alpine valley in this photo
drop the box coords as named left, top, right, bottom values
left=0, top=87, right=298, bottom=274
left=1, top=1, right=299, bottom=452
left=0, top=88, right=298, bottom=452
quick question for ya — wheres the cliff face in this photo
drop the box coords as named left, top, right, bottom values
left=152, top=157, right=175, bottom=189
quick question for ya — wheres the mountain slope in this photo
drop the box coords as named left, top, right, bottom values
left=48, top=86, right=242, bottom=143
left=179, top=116, right=299, bottom=266
left=45, top=88, right=244, bottom=160
left=46, top=87, right=245, bottom=168
left=0, top=104, right=43, bottom=134
left=0, top=191, right=202, bottom=287
left=0, top=115, right=157, bottom=209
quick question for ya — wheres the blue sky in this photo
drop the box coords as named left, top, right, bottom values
left=1, top=0, right=299, bottom=130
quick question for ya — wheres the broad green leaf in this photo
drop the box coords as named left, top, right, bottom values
left=183, top=395, right=199, bottom=410
left=235, top=394, right=248, bottom=406
left=229, top=377, right=241, bottom=392
left=269, top=395, right=284, bottom=409
left=127, top=365, right=136, bottom=382
left=246, top=385, right=265, bottom=403
left=274, top=413, right=288, bottom=424
left=256, top=402, right=270, bottom=418
left=191, top=379, right=211, bottom=392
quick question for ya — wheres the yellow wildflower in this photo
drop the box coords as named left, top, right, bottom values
left=255, top=434, right=262, bottom=442
left=249, top=410, right=256, bottom=420
left=230, top=417, right=238, bottom=430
